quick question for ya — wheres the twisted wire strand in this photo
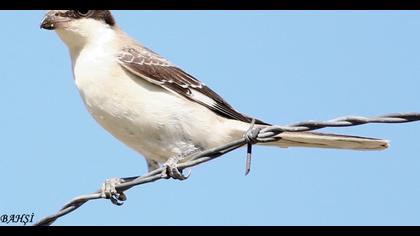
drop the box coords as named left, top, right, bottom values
left=34, top=112, right=420, bottom=226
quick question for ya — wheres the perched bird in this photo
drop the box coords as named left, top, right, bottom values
left=40, top=10, right=389, bottom=179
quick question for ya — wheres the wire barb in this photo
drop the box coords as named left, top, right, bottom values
left=244, top=119, right=260, bottom=176
left=33, top=112, right=420, bottom=226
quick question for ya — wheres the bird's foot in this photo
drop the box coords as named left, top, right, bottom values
left=100, top=177, right=127, bottom=206
left=161, top=157, right=191, bottom=181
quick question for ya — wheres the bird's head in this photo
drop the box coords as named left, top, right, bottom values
left=40, top=10, right=117, bottom=50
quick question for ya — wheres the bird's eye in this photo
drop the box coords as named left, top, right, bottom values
left=75, top=10, right=94, bottom=17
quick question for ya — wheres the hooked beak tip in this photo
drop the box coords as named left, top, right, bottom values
left=40, top=14, right=56, bottom=30
left=40, top=22, right=55, bottom=30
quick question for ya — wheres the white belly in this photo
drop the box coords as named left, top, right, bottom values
left=72, top=51, right=245, bottom=163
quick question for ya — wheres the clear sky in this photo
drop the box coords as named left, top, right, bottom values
left=1, top=10, right=420, bottom=226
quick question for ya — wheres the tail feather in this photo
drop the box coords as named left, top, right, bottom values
left=268, top=131, right=389, bottom=151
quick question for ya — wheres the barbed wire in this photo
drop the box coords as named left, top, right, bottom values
left=34, top=112, right=420, bottom=226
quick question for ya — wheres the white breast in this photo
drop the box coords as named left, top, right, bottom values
left=65, top=28, right=248, bottom=164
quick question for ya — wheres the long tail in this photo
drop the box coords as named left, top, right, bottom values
left=266, top=131, right=389, bottom=150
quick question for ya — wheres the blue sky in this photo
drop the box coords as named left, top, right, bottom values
left=1, top=10, right=420, bottom=226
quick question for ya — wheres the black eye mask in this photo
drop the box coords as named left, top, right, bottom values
left=59, top=10, right=116, bottom=26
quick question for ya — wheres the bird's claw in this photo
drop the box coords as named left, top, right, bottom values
left=100, top=177, right=127, bottom=206
left=161, top=157, right=191, bottom=180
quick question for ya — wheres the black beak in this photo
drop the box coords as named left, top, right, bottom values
left=40, top=12, right=56, bottom=30
left=40, top=11, right=70, bottom=30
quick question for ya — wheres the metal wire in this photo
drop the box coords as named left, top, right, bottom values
left=34, top=112, right=420, bottom=226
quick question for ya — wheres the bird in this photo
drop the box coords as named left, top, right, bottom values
left=40, top=10, right=389, bottom=179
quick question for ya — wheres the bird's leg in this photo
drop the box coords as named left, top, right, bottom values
left=146, top=159, right=161, bottom=172
left=161, top=155, right=191, bottom=180
left=100, top=177, right=127, bottom=206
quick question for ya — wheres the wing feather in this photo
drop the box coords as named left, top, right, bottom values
left=117, top=47, right=268, bottom=125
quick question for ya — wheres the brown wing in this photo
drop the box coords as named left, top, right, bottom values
left=117, top=47, right=268, bottom=125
